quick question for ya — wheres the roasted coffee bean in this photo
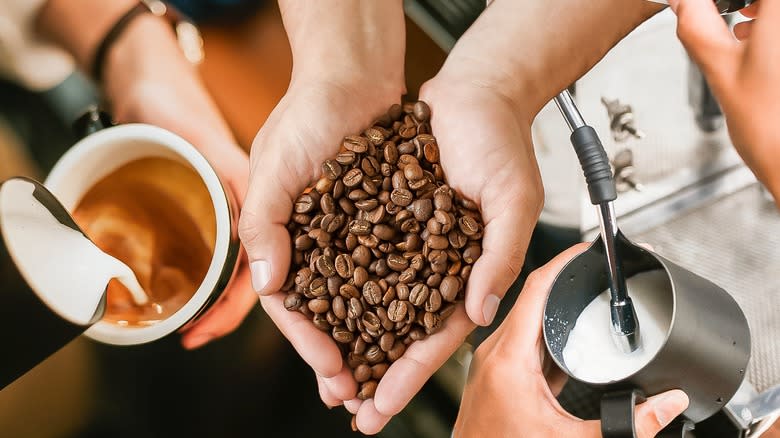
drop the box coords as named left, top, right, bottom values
left=363, top=281, right=382, bottom=305
left=353, top=266, right=369, bottom=287
left=353, top=337, right=367, bottom=355
left=429, top=250, right=448, bottom=274
left=383, top=141, right=399, bottom=164
left=390, top=188, right=413, bottom=207
left=426, top=217, right=443, bottom=235
left=434, top=192, right=452, bottom=212
left=362, top=178, right=379, bottom=196
left=327, top=276, right=342, bottom=297
left=362, top=311, right=381, bottom=333
left=404, top=163, right=424, bottom=181
left=339, top=197, right=357, bottom=215
left=391, top=170, right=408, bottom=190
left=336, top=151, right=357, bottom=165
left=332, top=295, right=347, bottom=319
left=425, top=289, right=442, bottom=312
left=345, top=316, right=357, bottom=332
left=373, top=224, right=396, bottom=241
left=399, top=124, right=417, bottom=138
left=310, top=277, right=328, bottom=297
left=343, top=135, right=369, bottom=153
left=364, top=127, right=386, bottom=145
left=358, top=380, right=378, bottom=400
left=382, top=286, right=397, bottom=307
left=365, top=345, right=385, bottom=365
left=447, top=259, right=462, bottom=276
left=427, top=235, right=449, bottom=250
left=387, top=341, right=406, bottom=362
left=315, top=255, right=336, bottom=277
left=347, top=297, right=363, bottom=319
left=315, top=177, right=334, bottom=194
left=426, top=273, right=442, bottom=288
left=379, top=332, right=395, bottom=352
left=365, top=205, right=386, bottom=224
left=348, top=219, right=372, bottom=235
left=396, top=283, right=411, bottom=301
left=413, top=101, right=431, bottom=122
left=388, top=300, right=408, bottom=322
left=375, top=258, right=391, bottom=277
left=398, top=267, right=416, bottom=283
left=371, top=363, right=389, bottom=380
left=284, top=293, right=303, bottom=311
left=319, top=193, right=335, bottom=215
left=309, top=298, right=330, bottom=314
left=343, top=168, right=363, bottom=188
left=448, top=229, right=468, bottom=249
left=348, top=189, right=370, bottom=202
left=312, top=313, right=330, bottom=331
left=352, top=245, right=372, bottom=268
left=354, top=364, right=372, bottom=383
left=386, top=254, right=408, bottom=272
left=463, top=243, right=481, bottom=264
left=434, top=210, right=454, bottom=233
left=423, top=311, right=441, bottom=334
left=412, top=199, right=433, bottom=222
left=410, top=284, right=430, bottom=307
left=295, top=267, right=313, bottom=288
left=294, top=194, right=315, bottom=213
left=347, top=352, right=367, bottom=369
left=423, top=142, right=439, bottom=163
left=409, top=327, right=426, bottom=341
left=377, top=307, right=394, bottom=330
left=355, top=199, right=378, bottom=212
left=459, top=216, right=480, bottom=236
left=340, top=283, right=360, bottom=299
left=358, top=234, right=379, bottom=249
left=334, top=254, right=355, bottom=279
left=322, top=159, right=343, bottom=180
left=333, top=326, right=354, bottom=343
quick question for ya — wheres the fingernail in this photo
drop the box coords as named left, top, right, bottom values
left=482, top=294, right=501, bottom=325
left=183, top=333, right=214, bottom=350
left=250, top=259, right=271, bottom=293
left=652, top=390, right=689, bottom=427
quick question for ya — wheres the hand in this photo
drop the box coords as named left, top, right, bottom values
left=238, top=1, right=408, bottom=433
left=669, top=0, right=780, bottom=203
left=454, top=244, right=690, bottom=438
left=101, top=14, right=256, bottom=349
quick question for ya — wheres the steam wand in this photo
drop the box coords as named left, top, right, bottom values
left=554, top=90, right=641, bottom=354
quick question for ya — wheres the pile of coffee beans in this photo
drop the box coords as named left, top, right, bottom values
left=282, top=101, right=483, bottom=404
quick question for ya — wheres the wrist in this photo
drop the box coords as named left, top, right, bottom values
left=280, top=0, right=406, bottom=96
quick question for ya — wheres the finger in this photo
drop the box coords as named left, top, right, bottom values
left=635, top=390, right=690, bottom=438
left=238, top=156, right=295, bottom=297
left=734, top=21, right=754, bottom=40
left=259, top=293, right=344, bottom=377
left=500, top=243, right=590, bottom=352
left=740, top=0, right=760, bottom=18
left=321, top=363, right=359, bottom=401
left=750, top=0, right=780, bottom=50
left=372, top=306, right=475, bottom=416
left=356, top=399, right=392, bottom=435
left=180, top=267, right=258, bottom=349
left=344, top=398, right=363, bottom=415
left=316, top=374, right=342, bottom=408
left=670, top=0, right=740, bottom=84
left=465, top=202, right=535, bottom=326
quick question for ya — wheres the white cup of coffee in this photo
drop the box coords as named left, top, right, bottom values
left=44, top=123, right=240, bottom=345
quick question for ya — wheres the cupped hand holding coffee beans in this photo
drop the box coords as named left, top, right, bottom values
left=282, top=101, right=484, bottom=430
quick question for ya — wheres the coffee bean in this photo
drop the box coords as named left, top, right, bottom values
left=364, top=127, right=386, bottom=145
left=327, top=276, right=342, bottom=297
left=377, top=307, right=394, bottom=331
left=312, top=313, right=330, bottom=331
left=331, top=295, right=347, bottom=319
left=390, top=188, right=413, bottom=207
left=333, top=326, right=354, bottom=343
left=459, top=216, right=480, bottom=236
left=336, top=151, right=356, bottom=166
left=383, top=142, right=399, bottom=164
left=353, top=337, right=367, bottom=355
left=339, top=197, right=357, bottom=215
left=284, top=293, right=303, bottom=311
left=363, top=281, right=382, bottom=305
left=347, top=352, right=367, bottom=369
left=358, top=380, right=378, bottom=400
left=434, top=210, right=454, bottom=233
left=322, top=159, right=343, bottom=180
left=365, top=205, right=386, bottom=224
left=315, top=177, right=334, bottom=194
left=398, top=267, right=416, bottom=283
left=423, top=311, right=441, bottom=334
left=447, top=259, right=462, bottom=277
left=355, top=199, right=378, bottom=212
left=434, top=192, right=452, bottom=212
left=372, top=224, right=396, bottom=241
left=371, top=363, right=389, bottom=380
left=388, top=300, right=408, bottom=322
left=413, top=101, right=430, bottom=122
left=365, top=345, right=385, bottom=365
left=310, top=277, right=328, bottom=297
left=399, top=124, right=416, bottom=138
left=412, top=199, right=433, bottom=222
left=343, top=135, right=369, bottom=153
left=427, top=234, right=449, bottom=250
left=348, top=219, right=371, bottom=235
left=448, top=229, right=468, bottom=249
left=409, top=284, right=430, bottom=307
left=387, top=341, right=406, bottom=362
left=426, top=273, right=442, bottom=288
left=379, top=332, right=395, bottom=352
left=315, top=255, right=336, bottom=277
left=351, top=364, right=371, bottom=384
left=423, top=142, right=439, bottom=163
left=352, top=245, right=372, bottom=268
left=294, top=194, right=315, bottom=213
left=309, top=298, right=330, bottom=314
left=347, top=297, right=363, bottom=319
left=463, top=243, right=482, bottom=264
left=295, top=234, right=314, bottom=251
left=425, top=289, right=442, bottom=312
left=353, top=266, right=369, bottom=287
left=343, top=168, right=363, bottom=188
left=382, top=286, right=396, bottom=307
left=334, top=254, right=354, bottom=279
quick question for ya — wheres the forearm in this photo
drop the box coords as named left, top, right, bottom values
left=278, top=0, right=406, bottom=93
left=439, top=0, right=664, bottom=119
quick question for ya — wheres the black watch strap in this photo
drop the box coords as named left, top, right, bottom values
left=91, top=2, right=152, bottom=83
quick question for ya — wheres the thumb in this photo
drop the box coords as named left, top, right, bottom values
left=670, top=0, right=740, bottom=86
left=239, top=163, right=295, bottom=296
left=634, top=390, right=690, bottom=438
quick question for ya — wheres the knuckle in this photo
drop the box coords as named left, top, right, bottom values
left=237, top=210, right=262, bottom=246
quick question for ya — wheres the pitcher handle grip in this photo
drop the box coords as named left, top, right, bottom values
left=601, top=389, right=645, bottom=438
